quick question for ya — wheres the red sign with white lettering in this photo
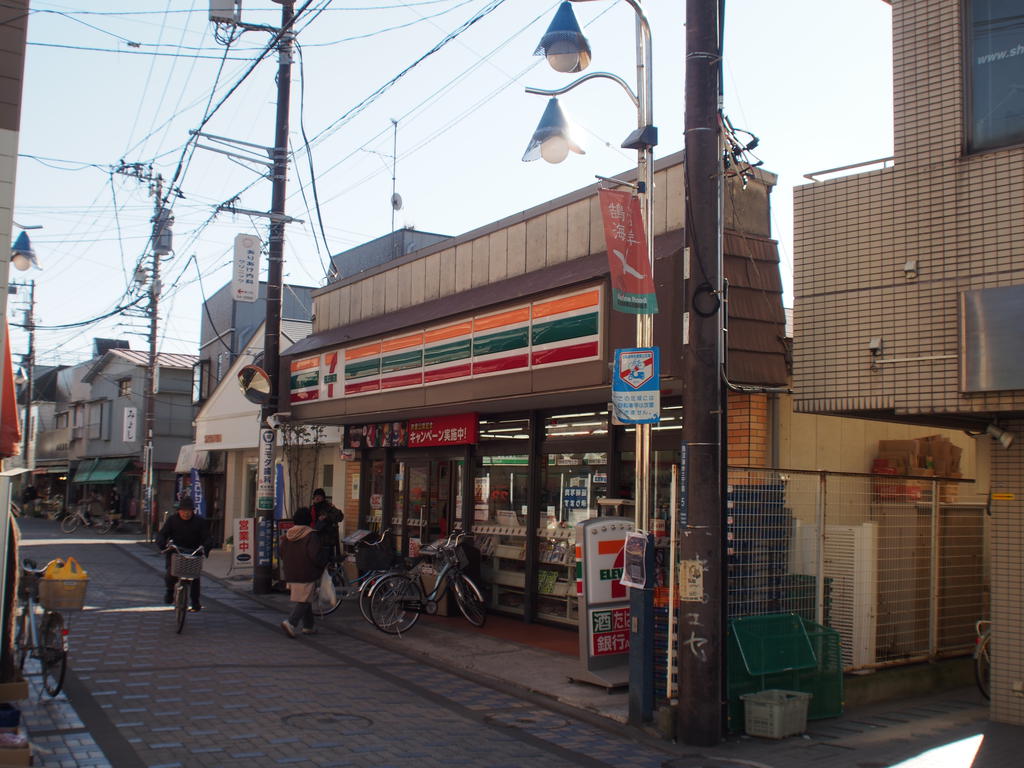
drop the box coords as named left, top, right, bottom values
left=407, top=413, right=478, bottom=447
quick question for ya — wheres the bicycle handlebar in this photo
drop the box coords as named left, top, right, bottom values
left=161, top=541, right=205, bottom=557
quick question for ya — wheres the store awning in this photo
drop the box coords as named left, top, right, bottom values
left=88, top=458, right=132, bottom=484
left=72, top=458, right=130, bottom=484
left=71, top=459, right=99, bottom=484
left=174, top=444, right=210, bottom=474
left=0, top=320, right=21, bottom=458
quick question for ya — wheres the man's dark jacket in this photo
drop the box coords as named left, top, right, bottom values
left=311, top=501, right=344, bottom=547
left=156, top=514, right=210, bottom=554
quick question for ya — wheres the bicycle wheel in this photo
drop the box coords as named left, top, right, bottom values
left=450, top=573, right=487, bottom=628
left=96, top=518, right=114, bottom=535
left=39, top=612, right=67, bottom=697
left=358, top=572, right=389, bottom=625
left=174, top=582, right=189, bottom=634
left=370, top=574, right=421, bottom=635
left=14, top=606, right=29, bottom=672
left=60, top=514, right=80, bottom=534
left=975, top=633, right=991, bottom=700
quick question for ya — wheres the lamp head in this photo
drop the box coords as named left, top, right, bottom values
left=534, top=1, right=592, bottom=74
left=10, top=231, right=39, bottom=271
left=986, top=423, right=1015, bottom=450
left=522, top=98, right=585, bottom=164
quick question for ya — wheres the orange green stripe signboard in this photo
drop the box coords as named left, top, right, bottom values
left=289, top=356, right=320, bottom=403
left=288, top=285, right=604, bottom=403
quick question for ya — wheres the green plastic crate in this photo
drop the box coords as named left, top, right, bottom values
left=731, top=613, right=817, bottom=675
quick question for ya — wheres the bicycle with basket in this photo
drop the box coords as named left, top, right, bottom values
left=163, top=542, right=204, bottom=634
left=14, top=557, right=89, bottom=696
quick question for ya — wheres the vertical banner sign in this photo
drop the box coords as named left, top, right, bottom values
left=679, top=441, right=689, bottom=527
left=257, top=428, right=275, bottom=512
left=611, top=347, right=661, bottom=424
left=256, top=518, right=272, bottom=568
left=122, top=406, right=137, bottom=442
left=233, top=517, right=254, bottom=569
left=598, top=188, right=658, bottom=314
left=231, top=234, right=261, bottom=302
left=189, top=468, right=206, bottom=517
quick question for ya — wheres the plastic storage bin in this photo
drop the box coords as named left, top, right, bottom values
left=740, top=689, right=812, bottom=739
left=39, top=557, right=89, bottom=610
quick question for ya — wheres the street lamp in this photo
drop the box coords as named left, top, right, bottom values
left=10, top=231, right=40, bottom=271
left=523, top=0, right=657, bottom=725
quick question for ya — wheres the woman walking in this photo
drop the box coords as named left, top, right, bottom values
left=279, top=507, right=328, bottom=637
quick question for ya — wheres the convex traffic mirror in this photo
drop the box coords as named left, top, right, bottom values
left=238, top=364, right=272, bottom=405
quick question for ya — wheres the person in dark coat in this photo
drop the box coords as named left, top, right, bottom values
left=156, top=496, right=210, bottom=611
left=310, top=488, right=344, bottom=563
left=279, top=507, right=328, bottom=637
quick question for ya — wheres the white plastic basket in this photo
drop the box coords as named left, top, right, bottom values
left=739, top=689, right=812, bottom=739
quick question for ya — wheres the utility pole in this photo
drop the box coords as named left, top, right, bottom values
left=678, top=0, right=726, bottom=746
left=254, top=0, right=295, bottom=594
left=19, top=280, right=34, bottom=468
left=115, top=162, right=172, bottom=542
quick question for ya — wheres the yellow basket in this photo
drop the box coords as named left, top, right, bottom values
left=39, top=557, right=89, bottom=610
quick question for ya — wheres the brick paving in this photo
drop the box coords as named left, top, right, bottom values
left=10, top=518, right=1024, bottom=768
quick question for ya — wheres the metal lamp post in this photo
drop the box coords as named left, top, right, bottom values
left=524, top=0, right=657, bottom=724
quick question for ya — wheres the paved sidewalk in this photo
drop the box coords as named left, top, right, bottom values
left=9, top=521, right=1022, bottom=767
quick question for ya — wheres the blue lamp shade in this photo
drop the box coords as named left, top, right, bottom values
left=10, top=231, right=39, bottom=271
left=522, top=98, right=585, bottom=164
left=534, top=1, right=592, bottom=73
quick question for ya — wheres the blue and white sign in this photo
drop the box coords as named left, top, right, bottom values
left=190, top=468, right=206, bottom=518
left=563, top=485, right=589, bottom=510
left=611, top=347, right=661, bottom=424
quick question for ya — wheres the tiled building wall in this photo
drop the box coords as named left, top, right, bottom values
left=990, top=418, right=1023, bottom=725
left=727, top=393, right=769, bottom=468
left=793, top=0, right=1024, bottom=418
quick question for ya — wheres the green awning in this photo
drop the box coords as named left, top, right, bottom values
left=88, top=458, right=132, bottom=484
left=71, top=459, right=99, bottom=484
left=72, top=458, right=131, bottom=484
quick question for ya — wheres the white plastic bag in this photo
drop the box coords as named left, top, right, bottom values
left=315, top=569, right=337, bottom=613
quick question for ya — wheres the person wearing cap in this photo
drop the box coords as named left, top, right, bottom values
left=156, top=496, right=211, bottom=612
left=310, top=488, right=344, bottom=564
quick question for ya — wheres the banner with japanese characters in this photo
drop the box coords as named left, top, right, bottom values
left=598, top=188, right=658, bottom=314
left=231, top=233, right=261, bottom=303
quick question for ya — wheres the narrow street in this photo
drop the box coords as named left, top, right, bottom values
left=15, top=518, right=673, bottom=768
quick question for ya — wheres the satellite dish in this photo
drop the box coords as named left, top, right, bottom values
left=391, top=193, right=403, bottom=211
left=238, top=364, right=272, bottom=405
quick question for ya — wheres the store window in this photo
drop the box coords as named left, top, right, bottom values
left=619, top=448, right=678, bottom=536
left=544, top=410, right=608, bottom=440
left=966, top=0, right=1024, bottom=152
left=321, top=464, right=334, bottom=500
left=478, top=416, right=530, bottom=441
left=117, top=378, right=132, bottom=397
left=367, top=460, right=387, bottom=533
left=474, top=455, right=529, bottom=617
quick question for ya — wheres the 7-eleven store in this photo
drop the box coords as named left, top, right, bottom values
left=280, top=150, right=787, bottom=627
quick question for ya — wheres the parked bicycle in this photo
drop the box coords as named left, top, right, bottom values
left=162, top=542, right=205, bottom=634
left=316, top=529, right=399, bottom=622
left=369, top=532, right=486, bottom=634
left=975, top=619, right=991, bottom=700
left=14, top=559, right=71, bottom=696
left=59, top=503, right=93, bottom=534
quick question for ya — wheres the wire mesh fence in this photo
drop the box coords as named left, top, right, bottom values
left=726, top=468, right=985, bottom=671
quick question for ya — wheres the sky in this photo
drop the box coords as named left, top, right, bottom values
left=11, top=0, right=894, bottom=368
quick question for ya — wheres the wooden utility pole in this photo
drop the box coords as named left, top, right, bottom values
left=678, top=0, right=726, bottom=746
left=19, top=280, right=34, bottom=468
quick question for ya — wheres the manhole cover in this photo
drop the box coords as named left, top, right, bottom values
left=282, top=712, right=372, bottom=730
left=484, top=711, right=569, bottom=730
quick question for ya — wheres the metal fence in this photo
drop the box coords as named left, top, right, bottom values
left=726, top=468, right=986, bottom=671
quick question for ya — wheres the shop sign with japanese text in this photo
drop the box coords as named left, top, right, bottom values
left=231, top=233, right=261, bottom=303
left=257, top=428, right=275, bottom=511
left=233, top=517, right=254, bottom=569
left=598, top=188, right=658, bottom=314
left=612, top=347, right=661, bottom=424
left=345, top=422, right=407, bottom=449
left=590, top=607, right=630, bottom=656
left=407, top=413, right=478, bottom=447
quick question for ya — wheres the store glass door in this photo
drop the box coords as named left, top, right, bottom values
left=394, top=456, right=463, bottom=555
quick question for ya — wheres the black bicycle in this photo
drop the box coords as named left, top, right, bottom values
left=14, top=559, right=71, bottom=696
left=162, top=542, right=204, bottom=634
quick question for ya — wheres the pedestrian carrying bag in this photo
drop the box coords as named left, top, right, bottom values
left=315, top=569, right=337, bottom=613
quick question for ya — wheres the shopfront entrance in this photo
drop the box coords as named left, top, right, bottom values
left=393, top=454, right=464, bottom=555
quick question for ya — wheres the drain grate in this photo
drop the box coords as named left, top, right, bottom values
left=282, top=712, right=372, bottom=730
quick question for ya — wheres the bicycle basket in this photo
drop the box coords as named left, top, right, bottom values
left=170, top=553, right=203, bottom=579
left=38, top=578, right=88, bottom=611
left=356, top=543, right=394, bottom=572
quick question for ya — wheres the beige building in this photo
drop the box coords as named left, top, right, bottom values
left=793, top=0, right=1024, bottom=724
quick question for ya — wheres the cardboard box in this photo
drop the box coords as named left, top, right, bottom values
left=0, top=727, right=30, bottom=766
left=0, top=678, right=27, bottom=704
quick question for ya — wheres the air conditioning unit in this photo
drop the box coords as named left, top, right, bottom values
left=824, top=522, right=878, bottom=669
left=209, top=0, right=241, bottom=24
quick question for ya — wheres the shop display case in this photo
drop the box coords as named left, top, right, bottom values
left=534, top=526, right=578, bottom=624
left=476, top=523, right=526, bottom=616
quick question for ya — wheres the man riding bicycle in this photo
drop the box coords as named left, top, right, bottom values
left=156, top=496, right=211, bottom=612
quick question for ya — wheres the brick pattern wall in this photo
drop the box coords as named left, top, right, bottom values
left=793, top=0, right=1024, bottom=419
left=990, top=418, right=1024, bottom=725
left=727, top=393, right=769, bottom=468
